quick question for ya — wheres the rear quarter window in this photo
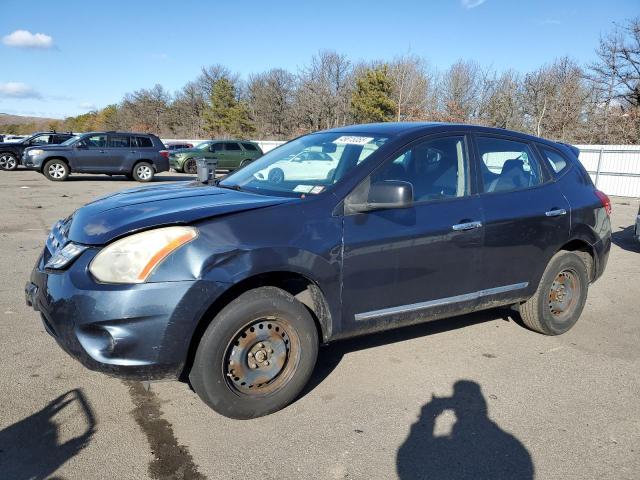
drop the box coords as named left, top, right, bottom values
left=539, top=145, right=570, bottom=175
left=134, top=136, right=153, bottom=148
left=242, top=143, right=259, bottom=152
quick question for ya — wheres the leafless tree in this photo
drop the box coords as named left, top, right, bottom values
left=247, top=69, right=296, bottom=139
left=388, top=54, right=433, bottom=121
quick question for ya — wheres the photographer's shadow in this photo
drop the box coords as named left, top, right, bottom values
left=397, top=380, right=534, bottom=480
left=0, top=389, right=96, bottom=480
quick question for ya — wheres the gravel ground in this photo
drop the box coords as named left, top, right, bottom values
left=0, top=170, right=638, bottom=480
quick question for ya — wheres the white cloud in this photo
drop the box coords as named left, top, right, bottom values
left=461, top=0, right=486, bottom=8
left=2, top=30, right=54, bottom=49
left=0, top=82, right=42, bottom=99
left=79, top=101, right=97, bottom=110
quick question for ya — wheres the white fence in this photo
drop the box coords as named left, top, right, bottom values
left=163, top=139, right=640, bottom=198
left=575, top=145, right=640, bottom=198
left=162, top=139, right=285, bottom=153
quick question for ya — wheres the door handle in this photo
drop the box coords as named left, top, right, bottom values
left=545, top=208, right=567, bottom=217
left=99, top=150, right=105, bottom=153
left=452, top=221, right=483, bottom=231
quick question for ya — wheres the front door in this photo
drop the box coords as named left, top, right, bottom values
left=74, top=134, right=108, bottom=171
left=473, top=134, right=570, bottom=301
left=341, top=134, right=484, bottom=336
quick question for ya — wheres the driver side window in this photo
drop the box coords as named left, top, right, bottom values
left=371, top=136, right=469, bottom=202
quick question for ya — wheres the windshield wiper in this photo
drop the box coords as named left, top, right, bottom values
left=215, top=181, right=243, bottom=191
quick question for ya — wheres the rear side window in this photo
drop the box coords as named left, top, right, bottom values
left=108, top=135, right=130, bottom=148
left=224, top=142, right=241, bottom=151
left=476, top=137, right=542, bottom=193
left=242, top=143, right=258, bottom=151
left=134, top=136, right=153, bottom=148
left=30, top=134, right=53, bottom=146
left=539, top=146, right=569, bottom=174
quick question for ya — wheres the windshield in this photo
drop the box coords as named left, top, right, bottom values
left=220, top=132, right=388, bottom=197
left=60, top=136, right=79, bottom=146
left=196, top=142, right=212, bottom=150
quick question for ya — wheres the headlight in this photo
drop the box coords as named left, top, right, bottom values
left=28, top=149, right=44, bottom=156
left=45, top=242, right=88, bottom=269
left=89, top=226, right=198, bottom=284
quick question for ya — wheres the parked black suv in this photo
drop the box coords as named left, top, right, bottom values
left=0, top=131, right=75, bottom=171
left=26, top=123, right=611, bottom=419
left=22, top=131, right=169, bottom=182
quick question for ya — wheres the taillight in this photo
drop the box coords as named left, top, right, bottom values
left=595, top=190, right=611, bottom=216
left=160, top=150, right=169, bottom=159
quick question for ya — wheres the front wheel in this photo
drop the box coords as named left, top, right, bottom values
left=43, top=159, right=69, bottom=181
left=519, top=251, right=589, bottom=335
left=183, top=158, right=197, bottom=174
left=0, top=153, right=18, bottom=171
left=189, top=286, right=319, bottom=419
left=132, top=162, right=154, bottom=182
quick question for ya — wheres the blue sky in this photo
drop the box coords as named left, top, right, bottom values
left=1, top=0, right=638, bottom=119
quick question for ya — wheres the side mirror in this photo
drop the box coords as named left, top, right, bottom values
left=348, top=180, right=413, bottom=213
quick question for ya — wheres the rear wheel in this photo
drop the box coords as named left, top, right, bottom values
left=132, top=162, right=154, bottom=182
left=519, top=251, right=589, bottom=335
left=268, top=168, right=284, bottom=184
left=0, top=153, right=18, bottom=171
left=239, top=159, right=252, bottom=168
left=189, top=286, right=319, bottom=419
left=43, top=159, right=69, bottom=181
left=183, top=158, right=197, bottom=174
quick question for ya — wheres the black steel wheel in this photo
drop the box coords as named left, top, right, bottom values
left=519, top=251, right=589, bottom=335
left=189, top=286, right=318, bottom=419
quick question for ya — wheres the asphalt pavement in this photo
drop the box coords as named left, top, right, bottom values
left=0, top=170, right=638, bottom=479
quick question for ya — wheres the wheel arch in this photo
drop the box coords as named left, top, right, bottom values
left=41, top=156, right=70, bottom=172
left=557, top=238, right=596, bottom=282
left=179, top=270, right=332, bottom=381
left=132, top=158, right=156, bottom=172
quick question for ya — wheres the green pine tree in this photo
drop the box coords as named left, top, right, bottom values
left=351, top=65, right=396, bottom=123
left=205, top=78, right=255, bottom=138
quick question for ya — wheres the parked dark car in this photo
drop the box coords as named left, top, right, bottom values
left=22, top=131, right=169, bottom=182
left=169, top=140, right=263, bottom=173
left=0, top=131, right=75, bottom=171
left=166, top=142, right=194, bottom=150
left=25, top=123, right=611, bottom=419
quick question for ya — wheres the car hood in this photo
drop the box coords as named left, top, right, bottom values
left=170, top=147, right=202, bottom=155
left=66, top=181, right=294, bottom=245
left=25, top=144, right=69, bottom=152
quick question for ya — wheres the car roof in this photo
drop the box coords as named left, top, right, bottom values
left=323, top=122, right=565, bottom=149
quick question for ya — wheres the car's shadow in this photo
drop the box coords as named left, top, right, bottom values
left=302, top=307, right=514, bottom=397
left=0, top=388, right=96, bottom=480
left=65, top=174, right=195, bottom=182
left=611, top=225, right=639, bottom=253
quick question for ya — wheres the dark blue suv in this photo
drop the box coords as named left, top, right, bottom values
left=25, top=123, right=611, bottom=419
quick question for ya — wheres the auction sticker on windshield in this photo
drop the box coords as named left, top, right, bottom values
left=293, top=185, right=314, bottom=193
left=333, top=136, right=374, bottom=145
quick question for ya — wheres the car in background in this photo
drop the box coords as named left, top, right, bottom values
left=22, top=131, right=169, bottom=182
left=0, top=131, right=76, bottom=171
left=254, top=149, right=338, bottom=183
left=169, top=140, right=263, bottom=174
left=166, top=142, right=194, bottom=151
left=3, top=135, right=28, bottom=142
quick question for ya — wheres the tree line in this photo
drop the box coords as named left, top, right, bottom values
left=10, top=17, right=640, bottom=144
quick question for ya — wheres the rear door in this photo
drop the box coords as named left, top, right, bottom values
left=74, top=134, right=108, bottom=171
left=473, top=134, right=570, bottom=302
left=105, top=134, right=134, bottom=172
left=222, top=142, right=243, bottom=168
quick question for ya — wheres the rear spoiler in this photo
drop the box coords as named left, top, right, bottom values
left=559, top=142, right=581, bottom=158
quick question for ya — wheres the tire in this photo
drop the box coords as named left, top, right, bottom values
left=43, top=159, right=69, bottom=181
left=268, top=168, right=284, bottom=184
left=189, top=286, right=319, bottom=419
left=239, top=159, right=252, bottom=168
left=132, top=162, right=154, bottom=182
left=0, top=153, right=18, bottom=171
left=183, top=158, right=197, bottom=174
left=519, top=251, right=589, bottom=335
